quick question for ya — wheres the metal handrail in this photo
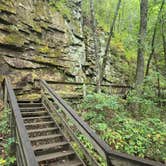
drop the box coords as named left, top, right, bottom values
left=4, top=78, right=38, bottom=166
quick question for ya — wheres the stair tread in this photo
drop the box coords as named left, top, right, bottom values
left=25, top=121, right=54, bottom=126
left=30, top=134, right=63, bottom=141
left=56, top=160, right=83, bottom=166
left=19, top=103, right=42, bottom=106
left=21, top=111, right=47, bottom=114
left=33, top=141, right=69, bottom=151
left=36, top=150, right=75, bottom=162
left=28, top=127, right=58, bottom=133
left=17, top=99, right=41, bottom=103
left=20, top=107, right=45, bottom=110
left=23, top=116, right=51, bottom=120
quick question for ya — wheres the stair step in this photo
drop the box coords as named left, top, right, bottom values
left=23, top=115, right=51, bottom=120
left=28, top=127, right=59, bottom=137
left=25, top=121, right=54, bottom=127
left=19, top=103, right=43, bottom=107
left=30, top=134, right=63, bottom=142
left=23, top=116, right=52, bottom=123
left=21, top=111, right=47, bottom=116
left=36, top=150, right=75, bottom=162
left=17, top=99, right=41, bottom=103
left=56, top=160, right=83, bottom=166
left=28, top=127, right=58, bottom=134
left=23, top=116, right=51, bottom=120
left=20, top=107, right=45, bottom=112
left=33, top=141, right=69, bottom=151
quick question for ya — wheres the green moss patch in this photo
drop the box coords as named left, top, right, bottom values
left=38, top=46, right=50, bottom=54
left=3, top=33, right=25, bottom=47
left=49, top=0, right=72, bottom=20
left=32, top=56, right=57, bottom=65
left=0, top=3, right=16, bottom=14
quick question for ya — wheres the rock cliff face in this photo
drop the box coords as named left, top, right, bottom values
left=0, top=0, right=132, bottom=88
left=0, top=0, right=85, bottom=84
left=82, top=21, right=133, bottom=85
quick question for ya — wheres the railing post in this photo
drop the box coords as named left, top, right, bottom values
left=109, top=85, right=112, bottom=95
left=106, top=154, right=114, bottom=166
left=83, top=83, right=86, bottom=98
left=4, top=83, right=8, bottom=106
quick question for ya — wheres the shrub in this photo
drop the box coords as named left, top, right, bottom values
left=0, top=108, right=16, bottom=166
left=104, top=116, right=166, bottom=162
left=80, top=91, right=166, bottom=163
left=81, top=93, right=123, bottom=112
left=126, top=74, right=164, bottom=119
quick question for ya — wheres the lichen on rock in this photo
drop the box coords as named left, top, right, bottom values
left=0, top=0, right=86, bottom=84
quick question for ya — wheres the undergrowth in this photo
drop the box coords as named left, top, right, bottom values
left=79, top=78, right=166, bottom=163
left=0, top=108, right=16, bottom=166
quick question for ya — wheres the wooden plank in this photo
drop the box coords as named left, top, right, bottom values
left=28, top=127, right=58, bottom=134
left=25, top=121, right=54, bottom=127
left=23, top=115, right=51, bottom=120
left=30, top=134, right=63, bottom=142
left=57, top=160, right=83, bottom=166
left=36, top=150, right=75, bottom=162
left=20, top=107, right=45, bottom=110
left=34, top=79, right=132, bottom=88
left=33, top=141, right=68, bottom=151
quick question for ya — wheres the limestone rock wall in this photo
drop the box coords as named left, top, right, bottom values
left=82, top=17, right=134, bottom=85
left=0, top=0, right=85, bottom=85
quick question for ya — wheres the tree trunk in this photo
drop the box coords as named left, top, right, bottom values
left=136, top=0, right=148, bottom=85
left=90, top=0, right=101, bottom=93
left=100, top=0, right=122, bottom=84
left=161, top=14, right=166, bottom=67
left=154, top=53, right=161, bottom=99
left=145, top=0, right=165, bottom=76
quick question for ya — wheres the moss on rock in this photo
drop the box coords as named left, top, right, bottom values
left=3, top=33, right=25, bottom=47
left=38, top=46, right=50, bottom=54
left=49, top=0, right=72, bottom=20
left=0, top=3, right=16, bottom=14
left=33, top=56, right=56, bottom=65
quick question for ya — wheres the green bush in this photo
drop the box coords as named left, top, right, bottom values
left=103, top=116, right=166, bottom=162
left=0, top=108, right=16, bottom=166
left=81, top=93, right=123, bottom=112
left=80, top=92, right=166, bottom=163
left=0, top=108, right=10, bottom=135
left=126, top=74, right=164, bottom=119
left=49, top=0, right=72, bottom=20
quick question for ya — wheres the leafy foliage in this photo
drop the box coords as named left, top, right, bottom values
left=81, top=93, right=122, bottom=112
left=0, top=108, right=10, bottom=135
left=105, top=116, right=166, bottom=161
left=49, top=0, right=72, bottom=19
left=76, top=133, right=106, bottom=166
left=0, top=108, right=16, bottom=166
left=80, top=91, right=166, bottom=163
left=127, top=74, right=166, bottom=119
